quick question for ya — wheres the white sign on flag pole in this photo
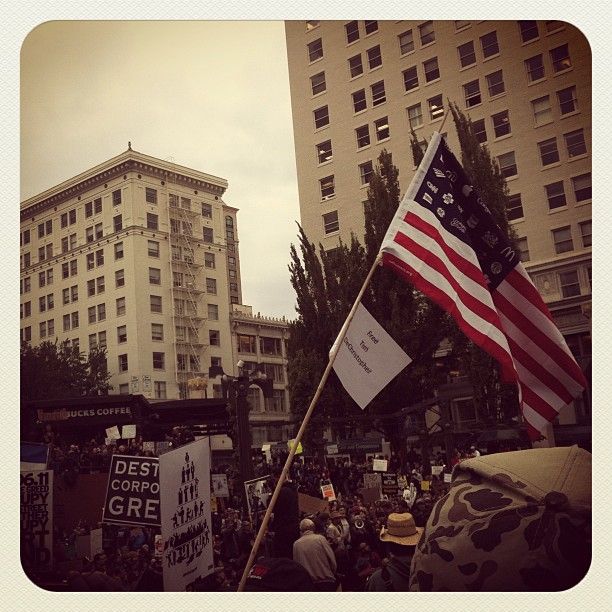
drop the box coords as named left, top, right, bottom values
left=159, top=438, right=213, bottom=591
left=331, top=303, right=412, bottom=410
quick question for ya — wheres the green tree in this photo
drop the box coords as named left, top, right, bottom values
left=20, top=339, right=113, bottom=402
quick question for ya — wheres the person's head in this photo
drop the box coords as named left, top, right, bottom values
left=358, top=542, right=370, bottom=555
left=330, top=510, right=342, bottom=524
left=299, top=518, right=315, bottom=534
left=93, top=552, right=107, bottom=571
left=318, top=511, right=330, bottom=525
left=379, top=512, right=422, bottom=557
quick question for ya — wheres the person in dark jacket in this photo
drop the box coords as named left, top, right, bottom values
left=366, top=513, right=422, bottom=591
left=270, top=471, right=300, bottom=559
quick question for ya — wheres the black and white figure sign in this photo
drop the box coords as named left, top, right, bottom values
left=20, top=470, right=53, bottom=571
left=160, top=438, right=213, bottom=591
left=102, top=455, right=160, bottom=527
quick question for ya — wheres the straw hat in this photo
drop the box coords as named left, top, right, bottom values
left=379, top=512, right=422, bottom=546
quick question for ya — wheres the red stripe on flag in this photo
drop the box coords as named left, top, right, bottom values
left=504, top=268, right=554, bottom=324
left=382, top=252, right=517, bottom=380
left=519, top=378, right=567, bottom=423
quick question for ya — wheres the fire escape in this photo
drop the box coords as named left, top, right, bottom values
left=167, top=190, right=207, bottom=399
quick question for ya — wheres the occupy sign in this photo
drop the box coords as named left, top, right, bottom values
left=103, top=455, right=160, bottom=527
left=21, top=469, right=53, bottom=570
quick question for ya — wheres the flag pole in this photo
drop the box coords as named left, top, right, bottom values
left=237, top=252, right=383, bottom=591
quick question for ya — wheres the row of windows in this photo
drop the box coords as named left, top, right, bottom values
left=236, top=334, right=284, bottom=355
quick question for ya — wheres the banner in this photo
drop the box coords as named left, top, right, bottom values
left=244, top=475, right=271, bottom=521
left=363, top=472, right=382, bottom=491
left=298, top=492, right=329, bottom=515
left=160, top=438, right=213, bottom=591
left=211, top=473, right=229, bottom=498
left=382, top=472, right=398, bottom=495
left=20, top=469, right=53, bottom=571
left=321, top=483, right=336, bottom=501
left=102, top=455, right=160, bottom=527
left=331, top=302, right=412, bottom=410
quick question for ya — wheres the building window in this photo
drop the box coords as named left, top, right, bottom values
left=148, top=240, right=159, bottom=257
left=310, top=71, right=326, bottom=95
left=308, top=38, right=323, bottom=62
left=403, top=66, right=418, bottom=91
left=407, top=103, right=423, bottom=129
left=202, top=202, right=213, bottom=218
left=371, top=81, right=386, bottom=106
left=557, top=86, right=578, bottom=115
left=519, top=20, right=539, bottom=43
left=374, top=117, right=389, bottom=141
left=85, top=201, right=92, bottom=217
left=553, top=226, right=573, bottom=254
left=516, top=237, right=530, bottom=262
left=97, top=303, right=106, bottom=321
left=532, top=95, right=553, bottom=126
left=572, top=173, right=591, bottom=202
left=317, top=140, right=333, bottom=163
left=113, top=242, right=124, bottom=260
left=398, top=30, right=414, bottom=55
left=457, top=41, right=476, bottom=67
left=230, top=282, right=238, bottom=292
left=260, top=336, right=282, bottom=356
left=117, top=325, right=127, bottom=344
left=177, top=354, right=187, bottom=371
left=524, top=54, right=545, bottom=83
left=359, top=161, right=374, bottom=185
left=367, top=45, right=382, bottom=69
left=348, top=54, right=363, bottom=78
left=323, top=211, right=340, bottom=234
left=545, top=181, right=567, bottom=209
left=115, top=269, right=125, bottom=287
left=152, top=351, right=165, bottom=369
left=118, top=354, right=128, bottom=372
left=428, top=95, right=444, bottom=121
left=365, top=20, right=378, bottom=35
left=209, top=330, right=220, bottom=346
left=145, top=187, right=157, bottom=204
left=423, top=57, right=439, bottom=82
left=564, top=129, right=587, bottom=158
left=492, top=110, right=511, bottom=137
left=345, top=20, right=359, bottom=44
left=579, top=220, right=592, bottom=248
left=320, top=175, right=335, bottom=199
left=486, top=70, right=505, bottom=97
left=237, top=334, right=256, bottom=353
left=154, top=381, right=167, bottom=399
left=559, top=270, right=580, bottom=298
left=146, top=213, right=158, bottom=230
left=202, top=226, right=214, bottom=243
left=207, top=303, right=219, bottom=320
left=419, top=21, right=435, bottom=45
left=113, top=215, right=122, bottom=233
left=472, top=118, right=487, bottom=143
left=352, top=90, right=367, bottom=113
left=151, top=323, right=164, bottom=341
left=116, top=297, right=126, bottom=317
left=538, top=137, right=560, bottom=166
left=314, top=105, right=329, bottom=128
left=71, top=312, right=79, bottom=329
left=550, top=44, right=571, bottom=72
left=149, top=267, right=161, bottom=285
left=507, top=194, right=524, bottom=221
left=21, top=326, right=32, bottom=343
left=96, top=276, right=105, bottom=293
left=497, top=151, right=517, bottom=178
left=480, top=31, right=499, bottom=57
left=463, top=80, right=481, bottom=108
left=150, top=295, right=162, bottom=313
left=204, top=253, right=215, bottom=268
left=355, top=125, right=370, bottom=149
left=206, top=278, right=217, bottom=294
left=87, top=279, right=96, bottom=297
left=112, top=189, right=122, bottom=206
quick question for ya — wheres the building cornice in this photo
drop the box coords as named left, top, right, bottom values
left=21, top=150, right=228, bottom=222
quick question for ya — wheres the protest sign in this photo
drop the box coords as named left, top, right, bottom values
left=159, top=438, right=213, bottom=591
left=431, top=465, right=444, bottom=477
left=321, top=483, right=336, bottom=501
left=397, top=475, right=408, bottom=490
left=20, top=469, right=53, bottom=571
left=102, top=455, right=160, bottom=527
left=372, top=458, right=388, bottom=472
left=420, top=480, right=431, bottom=491
left=154, top=534, right=164, bottom=558
left=298, top=492, right=329, bottom=515
left=244, top=475, right=271, bottom=521
left=382, top=472, right=398, bottom=495
left=142, top=441, right=156, bottom=453
left=363, top=472, right=382, bottom=491
left=211, top=473, right=229, bottom=498
left=326, top=444, right=339, bottom=455
left=359, top=487, right=381, bottom=505
left=287, top=439, right=303, bottom=454
left=444, top=473, right=452, bottom=484
left=106, top=426, right=121, bottom=440
left=121, top=424, right=136, bottom=439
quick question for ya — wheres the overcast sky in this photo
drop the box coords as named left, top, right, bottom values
left=21, top=20, right=301, bottom=319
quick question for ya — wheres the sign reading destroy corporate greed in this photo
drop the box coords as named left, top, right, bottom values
left=102, top=455, right=160, bottom=527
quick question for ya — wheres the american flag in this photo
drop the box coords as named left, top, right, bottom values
left=379, top=132, right=587, bottom=441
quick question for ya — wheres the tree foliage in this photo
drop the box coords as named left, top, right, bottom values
left=20, top=339, right=113, bottom=401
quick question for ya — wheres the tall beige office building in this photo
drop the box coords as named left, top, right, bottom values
left=285, top=20, right=591, bottom=429
left=20, top=147, right=244, bottom=401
